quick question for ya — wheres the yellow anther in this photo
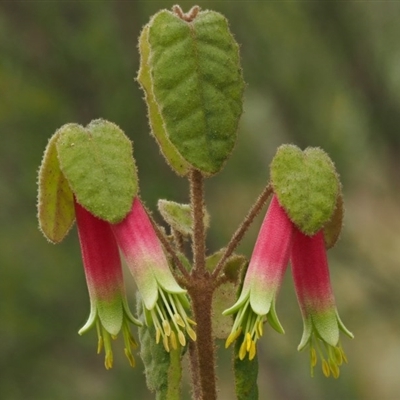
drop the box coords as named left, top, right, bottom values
left=104, top=352, right=114, bottom=370
left=249, top=340, right=256, bottom=361
left=174, top=314, right=185, bottom=327
left=170, top=331, right=178, bottom=350
left=257, top=320, right=263, bottom=338
left=225, top=328, right=242, bottom=348
left=246, top=333, right=252, bottom=351
left=178, top=330, right=186, bottom=346
left=124, top=348, right=136, bottom=368
left=310, top=347, right=317, bottom=367
left=322, top=360, right=330, bottom=377
left=186, top=317, right=197, bottom=326
left=163, top=334, right=170, bottom=352
left=156, top=327, right=161, bottom=344
left=163, top=320, right=171, bottom=336
left=329, top=360, right=340, bottom=379
left=187, top=326, right=197, bottom=341
left=333, top=346, right=343, bottom=365
left=239, top=340, right=247, bottom=360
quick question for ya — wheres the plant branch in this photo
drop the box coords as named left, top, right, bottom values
left=212, top=184, right=273, bottom=280
left=190, top=169, right=206, bottom=274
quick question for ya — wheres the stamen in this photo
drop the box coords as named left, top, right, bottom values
left=162, top=319, right=172, bottom=336
left=163, top=334, right=170, bottom=352
left=322, top=359, right=330, bottom=377
left=249, top=340, right=256, bottom=360
left=170, top=330, right=178, bottom=350
left=156, top=327, right=161, bottom=344
left=178, top=330, right=186, bottom=346
left=239, top=340, right=247, bottom=360
left=246, top=333, right=252, bottom=352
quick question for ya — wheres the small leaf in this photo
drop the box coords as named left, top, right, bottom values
left=137, top=25, right=191, bottom=176
left=206, top=249, right=247, bottom=281
left=37, top=129, right=75, bottom=243
left=234, top=333, right=259, bottom=400
left=146, top=9, right=245, bottom=175
left=324, top=191, right=344, bottom=249
left=56, top=119, right=138, bottom=223
left=212, top=282, right=238, bottom=339
left=207, top=250, right=247, bottom=339
left=270, top=145, right=339, bottom=235
left=157, top=200, right=209, bottom=237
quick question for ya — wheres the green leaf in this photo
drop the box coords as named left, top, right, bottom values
left=137, top=25, right=191, bottom=176
left=157, top=200, right=210, bottom=237
left=206, top=250, right=247, bottom=339
left=323, top=191, right=344, bottom=249
left=270, top=145, right=339, bottom=235
left=234, top=333, right=259, bottom=400
left=212, top=282, right=238, bottom=339
left=56, top=119, right=138, bottom=223
left=146, top=9, right=245, bottom=175
left=37, top=129, right=75, bottom=243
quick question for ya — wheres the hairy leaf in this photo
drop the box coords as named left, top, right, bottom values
left=271, top=145, right=339, bottom=235
left=146, top=9, right=244, bottom=175
left=37, top=129, right=75, bottom=243
left=56, top=119, right=138, bottom=223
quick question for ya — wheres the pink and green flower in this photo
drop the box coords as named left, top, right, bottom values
left=74, top=200, right=141, bottom=369
left=112, top=197, right=196, bottom=352
left=291, top=228, right=353, bottom=378
left=223, top=195, right=293, bottom=360
left=224, top=194, right=353, bottom=377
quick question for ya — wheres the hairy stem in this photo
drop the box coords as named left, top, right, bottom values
left=212, top=184, right=272, bottom=280
left=190, top=169, right=206, bottom=274
left=188, top=283, right=217, bottom=400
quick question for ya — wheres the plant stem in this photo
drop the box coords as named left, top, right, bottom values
left=188, top=282, right=217, bottom=400
left=212, top=184, right=272, bottom=280
left=190, top=169, right=206, bottom=274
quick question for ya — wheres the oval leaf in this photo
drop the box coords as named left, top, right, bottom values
left=157, top=199, right=210, bottom=237
left=37, top=129, right=75, bottom=243
left=57, top=119, right=138, bottom=223
left=137, top=25, right=190, bottom=176
left=271, top=145, right=339, bottom=235
left=147, top=9, right=245, bottom=175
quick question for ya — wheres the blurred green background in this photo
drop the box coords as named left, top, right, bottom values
left=1, top=1, right=400, bottom=399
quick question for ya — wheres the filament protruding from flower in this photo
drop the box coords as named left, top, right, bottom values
left=225, top=297, right=266, bottom=361
left=306, top=334, right=348, bottom=379
left=146, top=288, right=196, bottom=352
left=94, top=317, right=138, bottom=369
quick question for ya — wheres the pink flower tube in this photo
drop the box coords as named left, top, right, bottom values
left=291, top=228, right=353, bottom=378
left=112, top=198, right=196, bottom=352
left=74, top=200, right=141, bottom=369
left=223, top=195, right=294, bottom=360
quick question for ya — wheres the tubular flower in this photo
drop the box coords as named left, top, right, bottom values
left=112, top=197, right=196, bottom=352
left=74, top=200, right=142, bottom=370
left=223, top=195, right=294, bottom=360
left=291, top=228, right=354, bottom=378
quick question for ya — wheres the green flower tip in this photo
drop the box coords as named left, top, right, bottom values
left=299, top=312, right=353, bottom=379
left=79, top=304, right=141, bottom=369
left=224, top=296, right=284, bottom=361
left=144, top=289, right=196, bottom=352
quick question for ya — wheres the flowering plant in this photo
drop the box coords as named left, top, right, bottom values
left=37, top=5, right=353, bottom=399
